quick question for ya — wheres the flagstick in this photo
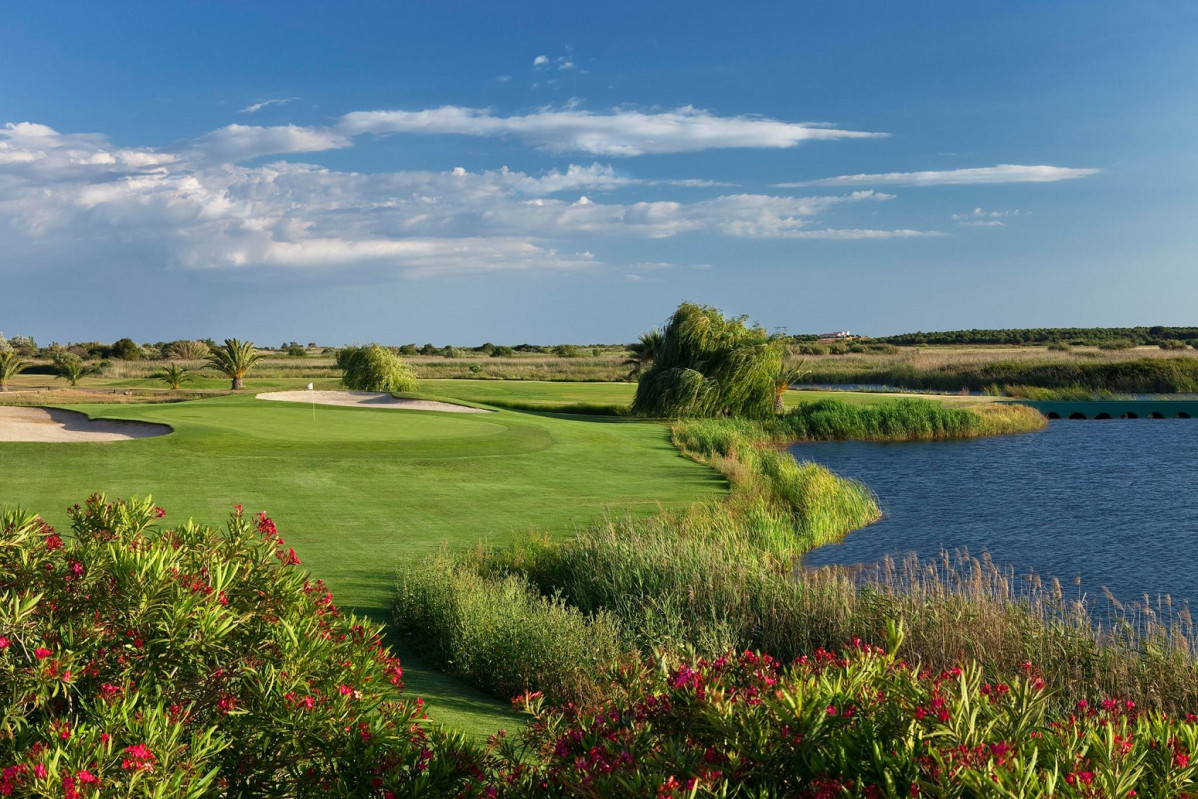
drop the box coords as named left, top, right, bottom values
left=307, top=383, right=315, bottom=422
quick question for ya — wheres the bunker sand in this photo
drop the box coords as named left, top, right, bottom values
left=257, top=390, right=492, bottom=413
left=0, top=406, right=172, bottom=442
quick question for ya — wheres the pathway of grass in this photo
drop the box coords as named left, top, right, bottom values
left=0, top=393, right=723, bottom=738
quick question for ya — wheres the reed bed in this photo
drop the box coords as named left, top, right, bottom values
left=802, top=346, right=1198, bottom=393
left=392, top=548, right=628, bottom=706
left=798, top=550, right=1198, bottom=714
left=414, top=495, right=1198, bottom=713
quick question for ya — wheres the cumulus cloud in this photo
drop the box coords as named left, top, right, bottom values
left=533, top=55, right=549, bottom=66
left=336, top=105, right=885, bottom=156
left=0, top=119, right=933, bottom=278
left=792, top=164, right=1100, bottom=187
left=239, top=97, right=299, bottom=114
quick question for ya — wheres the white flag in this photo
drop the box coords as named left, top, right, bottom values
left=307, top=383, right=314, bottom=390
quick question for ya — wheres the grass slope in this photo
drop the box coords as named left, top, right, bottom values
left=0, top=392, right=723, bottom=737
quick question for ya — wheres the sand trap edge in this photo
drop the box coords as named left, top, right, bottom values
left=256, top=390, right=493, bottom=414
left=0, top=406, right=174, bottom=443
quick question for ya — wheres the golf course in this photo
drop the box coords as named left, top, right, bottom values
left=0, top=382, right=727, bottom=735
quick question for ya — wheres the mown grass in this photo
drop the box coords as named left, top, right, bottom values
left=0, top=392, right=723, bottom=737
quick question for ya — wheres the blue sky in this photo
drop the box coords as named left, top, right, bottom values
left=1, top=1, right=1195, bottom=345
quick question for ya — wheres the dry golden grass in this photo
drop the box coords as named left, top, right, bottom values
left=802, top=345, right=1198, bottom=378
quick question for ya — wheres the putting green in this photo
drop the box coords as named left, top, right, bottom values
left=0, top=392, right=724, bottom=737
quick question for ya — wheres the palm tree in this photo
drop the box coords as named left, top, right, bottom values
left=0, top=350, right=26, bottom=391
left=168, top=339, right=211, bottom=360
left=623, top=328, right=664, bottom=380
left=207, top=339, right=262, bottom=390
left=55, top=354, right=90, bottom=387
left=154, top=362, right=194, bottom=390
left=774, top=358, right=811, bottom=413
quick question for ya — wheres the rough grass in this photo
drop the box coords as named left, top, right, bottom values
left=776, top=398, right=1046, bottom=441
left=801, top=345, right=1198, bottom=393
left=393, top=549, right=628, bottom=706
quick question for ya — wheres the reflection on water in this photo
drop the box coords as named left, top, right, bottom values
left=793, top=421, right=1198, bottom=609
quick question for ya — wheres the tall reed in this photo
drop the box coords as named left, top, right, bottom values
left=392, top=549, right=627, bottom=706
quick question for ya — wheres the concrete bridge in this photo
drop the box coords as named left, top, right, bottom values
left=1009, top=400, right=1198, bottom=420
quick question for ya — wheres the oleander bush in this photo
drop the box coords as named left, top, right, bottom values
left=0, top=496, right=481, bottom=797
left=494, top=627, right=1198, bottom=798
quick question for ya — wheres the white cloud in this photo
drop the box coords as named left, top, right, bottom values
left=793, top=164, right=1100, bottom=187
left=239, top=97, right=300, bottom=114
left=189, top=124, right=351, bottom=162
left=952, top=207, right=1021, bottom=227
left=533, top=55, right=549, bottom=66
left=0, top=119, right=933, bottom=279
left=336, top=105, right=885, bottom=156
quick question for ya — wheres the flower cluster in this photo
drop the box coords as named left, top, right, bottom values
left=493, top=631, right=1198, bottom=797
left=0, top=495, right=482, bottom=796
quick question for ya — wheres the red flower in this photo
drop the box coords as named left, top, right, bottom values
left=121, top=743, right=156, bottom=772
left=33, top=647, right=51, bottom=660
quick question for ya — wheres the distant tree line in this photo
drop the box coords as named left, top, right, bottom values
left=878, top=327, right=1198, bottom=347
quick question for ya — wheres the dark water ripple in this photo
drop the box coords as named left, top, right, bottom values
left=792, top=421, right=1198, bottom=609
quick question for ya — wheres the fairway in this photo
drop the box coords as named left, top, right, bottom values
left=0, top=392, right=724, bottom=735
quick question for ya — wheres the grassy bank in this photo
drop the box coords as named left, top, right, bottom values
left=395, top=450, right=881, bottom=704
left=392, top=395, right=1198, bottom=722
left=393, top=398, right=1043, bottom=705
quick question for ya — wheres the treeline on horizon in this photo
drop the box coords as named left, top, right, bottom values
left=0, top=333, right=627, bottom=362
left=877, top=326, right=1198, bottom=347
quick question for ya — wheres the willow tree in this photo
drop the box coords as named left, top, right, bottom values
left=207, top=339, right=262, bottom=390
left=631, top=303, right=788, bottom=419
left=337, top=344, right=418, bottom=393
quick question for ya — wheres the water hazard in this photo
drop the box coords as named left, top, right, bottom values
left=793, top=421, right=1198, bottom=609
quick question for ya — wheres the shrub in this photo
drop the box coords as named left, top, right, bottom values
left=110, top=338, right=143, bottom=361
left=0, top=496, right=481, bottom=796
left=498, top=630, right=1198, bottom=798
left=491, top=346, right=515, bottom=358
left=337, top=344, right=418, bottom=393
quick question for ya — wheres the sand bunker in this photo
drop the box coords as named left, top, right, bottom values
left=257, top=390, right=492, bottom=414
left=0, top=406, right=172, bottom=442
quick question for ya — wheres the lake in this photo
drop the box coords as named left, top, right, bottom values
left=793, top=421, right=1198, bottom=610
